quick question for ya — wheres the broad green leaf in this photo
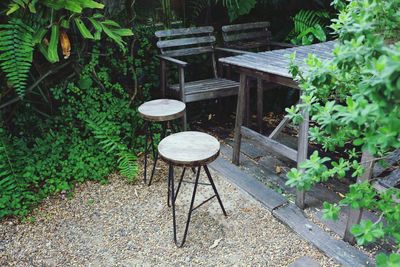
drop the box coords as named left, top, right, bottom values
left=88, top=18, right=102, bottom=40
left=48, top=24, right=59, bottom=63
left=113, top=29, right=134, bottom=37
left=74, top=18, right=94, bottom=39
left=7, top=4, right=20, bottom=15
left=33, top=28, right=47, bottom=44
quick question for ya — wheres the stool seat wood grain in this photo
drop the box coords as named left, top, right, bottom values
left=138, top=99, right=185, bottom=122
left=158, top=131, right=220, bottom=167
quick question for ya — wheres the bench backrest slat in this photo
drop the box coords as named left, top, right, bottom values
left=157, top=36, right=216, bottom=49
left=155, top=26, right=216, bottom=57
left=222, top=21, right=272, bottom=50
left=155, top=26, right=214, bottom=38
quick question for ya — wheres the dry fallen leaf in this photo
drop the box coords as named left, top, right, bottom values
left=209, top=238, right=222, bottom=249
left=60, top=30, right=71, bottom=59
left=275, top=165, right=282, bottom=174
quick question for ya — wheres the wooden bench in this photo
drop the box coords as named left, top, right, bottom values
left=155, top=26, right=240, bottom=130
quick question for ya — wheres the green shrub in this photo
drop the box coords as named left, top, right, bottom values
left=286, top=0, right=400, bottom=263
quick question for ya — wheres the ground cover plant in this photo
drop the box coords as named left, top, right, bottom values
left=285, top=0, right=400, bottom=265
left=0, top=0, right=159, bottom=219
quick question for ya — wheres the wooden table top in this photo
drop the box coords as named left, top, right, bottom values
left=219, top=41, right=336, bottom=78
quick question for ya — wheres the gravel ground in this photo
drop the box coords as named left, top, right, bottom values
left=0, top=161, right=336, bottom=266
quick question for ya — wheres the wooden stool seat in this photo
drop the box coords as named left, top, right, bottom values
left=158, top=131, right=220, bottom=167
left=138, top=99, right=185, bottom=122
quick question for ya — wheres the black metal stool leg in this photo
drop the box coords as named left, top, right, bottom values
left=146, top=123, right=157, bottom=186
left=174, top=168, right=186, bottom=202
left=143, top=121, right=149, bottom=184
left=167, top=164, right=173, bottom=207
left=204, top=165, right=228, bottom=216
left=171, top=165, right=201, bottom=247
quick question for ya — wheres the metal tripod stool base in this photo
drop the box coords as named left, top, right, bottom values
left=169, top=165, right=227, bottom=247
left=158, top=131, right=227, bottom=247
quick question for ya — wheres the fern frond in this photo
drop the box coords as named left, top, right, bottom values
left=85, top=115, right=138, bottom=181
left=292, top=10, right=329, bottom=34
left=0, top=127, right=21, bottom=218
left=0, top=18, right=34, bottom=98
left=187, top=0, right=211, bottom=19
left=117, top=151, right=138, bottom=182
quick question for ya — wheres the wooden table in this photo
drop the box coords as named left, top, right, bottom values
left=219, top=41, right=335, bottom=208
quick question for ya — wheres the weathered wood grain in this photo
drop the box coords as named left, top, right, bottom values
left=157, top=36, right=216, bottom=49
left=155, top=26, right=214, bottom=38
left=296, top=98, right=310, bottom=209
left=241, top=126, right=298, bottom=162
left=138, top=99, right=186, bottom=122
left=209, top=155, right=288, bottom=211
left=169, top=78, right=239, bottom=103
left=163, top=46, right=214, bottom=57
left=219, top=41, right=336, bottom=78
left=233, top=74, right=247, bottom=165
left=158, top=131, right=220, bottom=167
left=223, top=31, right=270, bottom=42
left=344, top=151, right=375, bottom=244
left=222, top=21, right=270, bottom=32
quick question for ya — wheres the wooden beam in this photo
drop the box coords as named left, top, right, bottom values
left=257, top=78, right=263, bottom=132
left=178, top=67, right=187, bottom=130
left=240, top=126, right=298, bottom=162
left=344, top=151, right=375, bottom=244
left=232, top=74, right=247, bottom=165
left=269, top=116, right=290, bottom=139
left=295, top=106, right=310, bottom=209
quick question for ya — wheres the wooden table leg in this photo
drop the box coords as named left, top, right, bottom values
left=243, top=77, right=251, bottom=127
left=344, top=151, right=375, bottom=244
left=295, top=106, right=309, bottom=209
left=233, top=73, right=247, bottom=165
left=257, top=78, right=263, bottom=132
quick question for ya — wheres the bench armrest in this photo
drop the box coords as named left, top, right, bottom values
left=157, top=55, right=188, bottom=67
left=268, top=41, right=298, bottom=48
left=214, top=47, right=254, bottom=55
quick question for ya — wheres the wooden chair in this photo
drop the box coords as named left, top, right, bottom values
left=155, top=26, right=240, bottom=130
left=221, top=21, right=295, bottom=131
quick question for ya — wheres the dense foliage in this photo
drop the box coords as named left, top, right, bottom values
left=0, top=1, right=162, bottom=219
left=285, top=0, right=400, bottom=264
left=0, top=0, right=133, bottom=98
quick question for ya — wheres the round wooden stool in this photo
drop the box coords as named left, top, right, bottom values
left=158, top=131, right=227, bottom=247
left=138, top=99, right=185, bottom=186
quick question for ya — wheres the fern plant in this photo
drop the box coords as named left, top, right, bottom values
left=0, top=126, right=27, bottom=218
left=288, top=9, right=330, bottom=45
left=186, top=0, right=256, bottom=22
left=85, top=115, right=138, bottom=182
left=0, top=19, right=34, bottom=98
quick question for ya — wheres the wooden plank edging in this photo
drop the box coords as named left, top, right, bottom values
left=210, top=155, right=375, bottom=267
left=273, top=204, right=374, bottom=267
